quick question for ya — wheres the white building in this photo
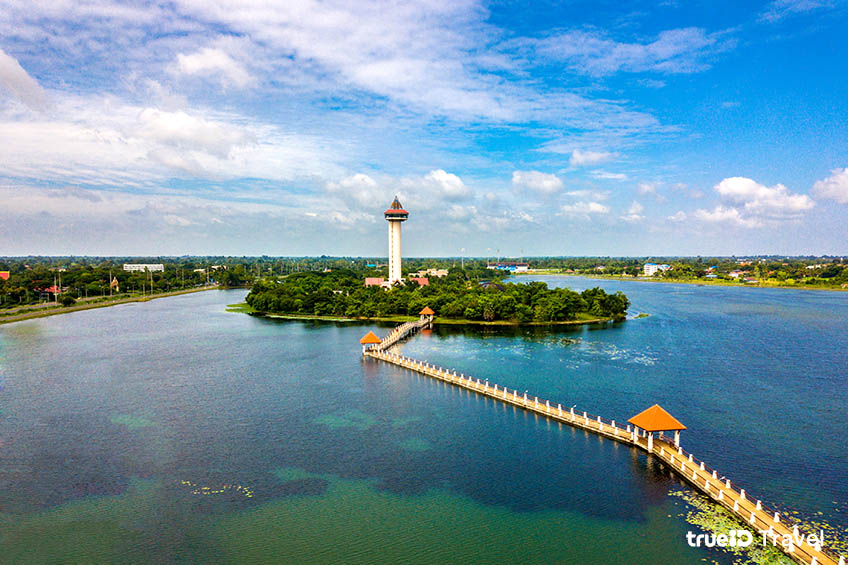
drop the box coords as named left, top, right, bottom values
left=384, top=196, right=408, bottom=285
left=643, top=263, right=671, bottom=276
left=123, top=264, right=165, bottom=272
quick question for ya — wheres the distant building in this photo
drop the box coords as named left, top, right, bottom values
left=36, top=285, right=62, bottom=301
left=643, top=263, right=671, bottom=276
left=123, top=264, right=164, bottom=272
left=364, top=277, right=385, bottom=287
left=0, top=271, right=9, bottom=281
left=487, top=262, right=530, bottom=272
left=728, top=270, right=744, bottom=278
left=408, top=277, right=429, bottom=286
left=409, top=268, right=448, bottom=278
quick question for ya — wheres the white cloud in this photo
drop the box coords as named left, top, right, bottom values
left=0, top=48, right=48, bottom=110
left=639, top=78, right=666, bottom=89
left=528, top=27, right=735, bottom=77
left=590, top=170, right=627, bottom=180
left=812, top=168, right=848, bottom=204
left=713, top=176, right=813, bottom=217
left=326, top=173, right=383, bottom=207
left=570, top=149, right=616, bottom=167
left=620, top=200, right=645, bottom=222
left=693, top=205, right=762, bottom=228
left=445, top=204, right=477, bottom=220
left=176, top=46, right=254, bottom=89
left=638, top=182, right=658, bottom=194
left=667, top=211, right=687, bottom=222
left=560, top=201, right=609, bottom=215
left=0, top=93, right=343, bottom=185
left=691, top=176, right=814, bottom=228
left=136, top=108, right=252, bottom=159
left=424, top=169, right=470, bottom=200
left=759, top=0, right=835, bottom=22
left=327, top=169, right=471, bottom=214
left=566, top=189, right=609, bottom=200
left=512, top=170, right=563, bottom=194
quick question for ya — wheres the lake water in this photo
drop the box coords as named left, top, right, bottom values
left=0, top=277, right=845, bottom=563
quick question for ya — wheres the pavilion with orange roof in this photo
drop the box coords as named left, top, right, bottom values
left=360, top=331, right=382, bottom=354
left=627, top=404, right=686, bottom=451
left=419, top=306, right=435, bottom=324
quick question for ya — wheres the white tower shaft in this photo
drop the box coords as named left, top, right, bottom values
left=388, top=220, right=402, bottom=283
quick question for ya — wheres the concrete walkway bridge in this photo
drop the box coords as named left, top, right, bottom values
left=360, top=314, right=843, bottom=565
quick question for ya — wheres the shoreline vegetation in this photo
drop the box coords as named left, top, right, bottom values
left=515, top=270, right=848, bottom=291
left=245, top=270, right=630, bottom=326
left=0, top=286, right=223, bottom=325
left=230, top=304, right=616, bottom=326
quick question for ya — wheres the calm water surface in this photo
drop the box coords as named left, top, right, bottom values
left=0, top=279, right=845, bottom=563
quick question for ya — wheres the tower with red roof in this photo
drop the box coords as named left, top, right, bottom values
left=385, top=196, right=408, bottom=284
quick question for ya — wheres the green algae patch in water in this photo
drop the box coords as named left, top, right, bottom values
left=390, top=415, right=422, bottom=428
left=0, top=478, right=219, bottom=564
left=314, top=409, right=377, bottom=431
left=398, top=437, right=431, bottom=452
left=225, top=302, right=255, bottom=314
left=211, top=470, right=704, bottom=565
left=271, top=467, right=333, bottom=483
left=669, top=489, right=794, bottom=564
left=110, top=413, right=156, bottom=430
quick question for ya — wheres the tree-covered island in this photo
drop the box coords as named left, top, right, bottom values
left=246, top=270, right=629, bottom=324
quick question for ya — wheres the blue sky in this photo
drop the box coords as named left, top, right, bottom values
left=0, top=0, right=846, bottom=257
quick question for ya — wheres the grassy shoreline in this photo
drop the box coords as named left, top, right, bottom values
left=515, top=271, right=848, bottom=291
left=0, top=286, right=224, bottom=325
left=234, top=306, right=616, bottom=326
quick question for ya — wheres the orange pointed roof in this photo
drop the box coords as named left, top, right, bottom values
left=627, top=404, right=686, bottom=432
left=419, top=306, right=435, bottom=315
left=360, top=331, right=382, bottom=344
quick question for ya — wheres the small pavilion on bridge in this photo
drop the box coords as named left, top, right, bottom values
left=360, top=331, right=382, bottom=354
left=419, top=306, right=435, bottom=324
left=627, top=404, right=686, bottom=450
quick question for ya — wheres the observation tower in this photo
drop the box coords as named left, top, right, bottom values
left=385, top=196, right=408, bottom=284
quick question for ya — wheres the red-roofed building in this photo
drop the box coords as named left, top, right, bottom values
left=409, top=277, right=429, bottom=286
left=364, top=277, right=385, bottom=287
left=0, top=271, right=9, bottom=281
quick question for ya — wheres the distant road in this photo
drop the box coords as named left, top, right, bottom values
left=0, top=285, right=222, bottom=325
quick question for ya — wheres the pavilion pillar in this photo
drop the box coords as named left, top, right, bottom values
left=647, top=433, right=654, bottom=451
left=674, top=430, right=681, bottom=447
